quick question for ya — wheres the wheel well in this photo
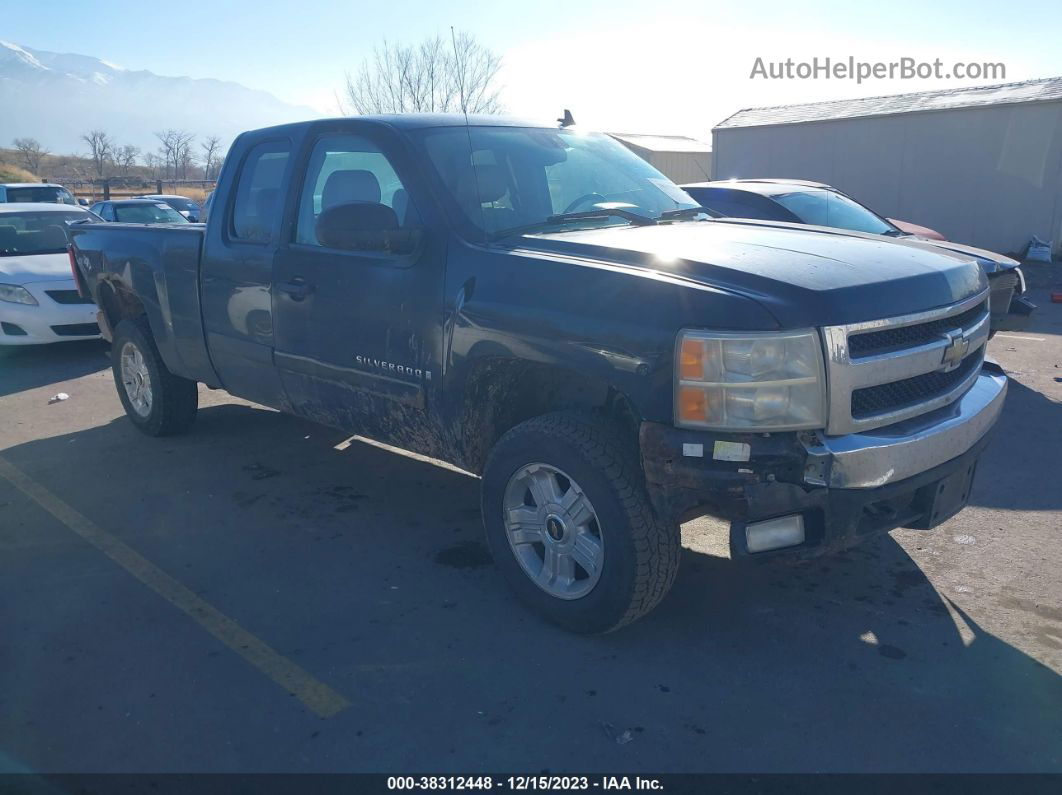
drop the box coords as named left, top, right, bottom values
left=458, top=358, right=642, bottom=474
left=97, top=281, right=146, bottom=328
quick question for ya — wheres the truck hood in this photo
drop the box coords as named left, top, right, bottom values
left=0, top=252, right=73, bottom=285
left=518, top=219, right=986, bottom=327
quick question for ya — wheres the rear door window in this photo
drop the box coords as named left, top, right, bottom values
left=230, top=141, right=291, bottom=243
left=294, top=133, right=418, bottom=247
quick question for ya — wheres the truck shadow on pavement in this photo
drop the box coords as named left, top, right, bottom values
left=966, top=378, right=1062, bottom=511
left=1, top=402, right=1060, bottom=773
left=0, top=340, right=110, bottom=398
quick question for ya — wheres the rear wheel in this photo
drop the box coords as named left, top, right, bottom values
left=482, top=411, right=680, bottom=633
left=111, top=317, right=198, bottom=436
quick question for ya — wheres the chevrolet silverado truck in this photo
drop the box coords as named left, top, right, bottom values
left=68, top=115, right=1007, bottom=633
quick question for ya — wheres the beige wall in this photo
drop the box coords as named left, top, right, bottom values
left=713, top=102, right=1062, bottom=256
left=620, top=144, right=713, bottom=186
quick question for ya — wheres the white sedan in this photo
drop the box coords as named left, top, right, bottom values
left=0, top=203, right=101, bottom=345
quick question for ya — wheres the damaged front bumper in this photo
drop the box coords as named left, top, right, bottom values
left=640, top=363, right=1008, bottom=558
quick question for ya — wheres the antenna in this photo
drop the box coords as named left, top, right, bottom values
left=450, top=26, right=470, bottom=126
left=450, top=26, right=484, bottom=234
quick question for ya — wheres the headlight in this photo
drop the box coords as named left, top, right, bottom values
left=0, top=284, right=38, bottom=306
left=675, top=329, right=826, bottom=430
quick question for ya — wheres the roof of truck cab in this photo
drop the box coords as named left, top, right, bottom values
left=244, top=114, right=568, bottom=138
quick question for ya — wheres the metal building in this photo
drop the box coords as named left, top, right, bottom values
left=609, top=133, right=713, bottom=185
left=712, top=77, right=1062, bottom=256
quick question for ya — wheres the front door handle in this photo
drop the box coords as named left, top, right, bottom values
left=278, top=277, right=313, bottom=301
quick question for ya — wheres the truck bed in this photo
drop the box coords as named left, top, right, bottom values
left=69, top=222, right=217, bottom=384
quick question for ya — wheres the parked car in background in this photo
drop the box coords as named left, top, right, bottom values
left=135, top=194, right=202, bottom=222
left=0, top=203, right=100, bottom=345
left=1, top=183, right=77, bottom=205
left=70, top=115, right=1007, bottom=632
left=681, top=179, right=1033, bottom=332
left=889, top=218, right=946, bottom=241
left=89, top=199, right=190, bottom=224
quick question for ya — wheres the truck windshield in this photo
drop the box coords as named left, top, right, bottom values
left=414, top=126, right=700, bottom=240
left=773, top=190, right=897, bottom=236
left=6, top=186, right=76, bottom=205
left=0, top=210, right=89, bottom=256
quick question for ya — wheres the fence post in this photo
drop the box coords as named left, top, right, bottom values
left=103, top=180, right=110, bottom=200
left=156, top=179, right=163, bottom=194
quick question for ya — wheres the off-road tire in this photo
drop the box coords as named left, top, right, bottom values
left=482, top=411, right=680, bottom=633
left=111, top=316, right=198, bottom=436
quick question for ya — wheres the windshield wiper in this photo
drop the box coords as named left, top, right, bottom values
left=658, top=207, right=719, bottom=221
left=488, top=208, right=656, bottom=241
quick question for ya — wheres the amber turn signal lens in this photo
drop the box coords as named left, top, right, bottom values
left=677, top=386, right=708, bottom=423
left=679, top=339, right=704, bottom=380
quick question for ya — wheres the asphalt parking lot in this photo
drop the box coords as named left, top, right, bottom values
left=1, top=286, right=1060, bottom=774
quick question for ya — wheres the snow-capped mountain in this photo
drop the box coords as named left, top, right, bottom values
left=0, top=41, right=321, bottom=156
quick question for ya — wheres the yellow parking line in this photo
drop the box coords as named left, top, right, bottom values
left=0, top=456, right=350, bottom=719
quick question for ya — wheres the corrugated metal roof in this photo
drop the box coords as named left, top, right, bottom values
left=609, top=133, right=712, bottom=153
left=714, top=76, right=1062, bottom=129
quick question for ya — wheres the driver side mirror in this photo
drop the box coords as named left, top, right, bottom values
left=314, top=201, right=421, bottom=255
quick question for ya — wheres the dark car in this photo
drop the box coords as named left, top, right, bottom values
left=69, top=115, right=1006, bottom=632
left=88, top=199, right=190, bottom=224
left=681, top=179, right=1033, bottom=332
left=135, top=194, right=202, bottom=222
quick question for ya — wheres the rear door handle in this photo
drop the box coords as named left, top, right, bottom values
left=278, top=278, right=313, bottom=301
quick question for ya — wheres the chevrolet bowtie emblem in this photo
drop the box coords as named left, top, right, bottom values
left=940, top=328, right=969, bottom=372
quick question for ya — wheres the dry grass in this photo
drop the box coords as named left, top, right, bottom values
left=73, top=185, right=213, bottom=203
left=173, top=186, right=210, bottom=203
left=0, top=163, right=39, bottom=182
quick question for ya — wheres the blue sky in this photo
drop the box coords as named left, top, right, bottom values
left=5, top=0, right=1062, bottom=136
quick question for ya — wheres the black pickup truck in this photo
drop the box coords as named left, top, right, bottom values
left=69, top=115, right=1007, bottom=633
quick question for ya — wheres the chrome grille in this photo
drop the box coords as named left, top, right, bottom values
left=988, top=271, right=1019, bottom=316
left=848, top=300, right=987, bottom=358
left=851, top=352, right=982, bottom=418
left=822, top=290, right=990, bottom=435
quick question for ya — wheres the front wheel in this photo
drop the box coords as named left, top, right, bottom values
left=111, top=317, right=198, bottom=436
left=481, top=412, right=680, bottom=633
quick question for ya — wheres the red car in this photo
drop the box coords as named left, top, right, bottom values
left=889, top=218, right=946, bottom=240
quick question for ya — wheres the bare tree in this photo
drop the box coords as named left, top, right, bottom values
left=155, top=129, right=195, bottom=180
left=13, top=137, right=49, bottom=174
left=178, top=146, right=196, bottom=180
left=449, top=31, right=504, bottom=115
left=343, top=31, right=502, bottom=115
left=81, top=130, right=113, bottom=178
left=144, top=152, right=164, bottom=180
left=113, top=144, right=140, bottom=176
left=200, top=136, right=224, bottom=180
